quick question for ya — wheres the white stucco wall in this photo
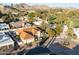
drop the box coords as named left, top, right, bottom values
left=73, top=28, right=79, bottom=38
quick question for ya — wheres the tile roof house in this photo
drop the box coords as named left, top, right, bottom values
left=16, top=29, right=34, bottom=43
left=10, top=21, right=25, bottom=28
left=16, top=27, right=41, bottom=44
left=23, top=27, right=41, bottom=37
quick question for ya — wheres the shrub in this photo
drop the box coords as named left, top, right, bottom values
left=25, top=42, right=32, bottom=47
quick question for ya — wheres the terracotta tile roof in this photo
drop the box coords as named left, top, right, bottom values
left=16, top=29, right=33, bottom=40
left=23, top=27, right=40, bottom=35
left=10, top=21, right=24, bottom=28
left=16, top=27, right=40, bottom=41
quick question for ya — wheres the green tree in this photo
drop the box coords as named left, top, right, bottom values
left=67, top=28, right=74, bottom=39
left=46, top=28, right=55, bottom=37
left=48, top=15, right=56, bottom=24
left=55, top=24, right=63, bottom=35
left=28, top=12, right=37, bottom=22
left=65, top=19, right=74, bottom=28
left=40, top=21, right=48, bottom=30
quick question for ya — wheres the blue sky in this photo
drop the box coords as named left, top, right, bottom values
left=3, top=3, right=79, bottom=8
left=29, top=3, right=79, bottom=8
